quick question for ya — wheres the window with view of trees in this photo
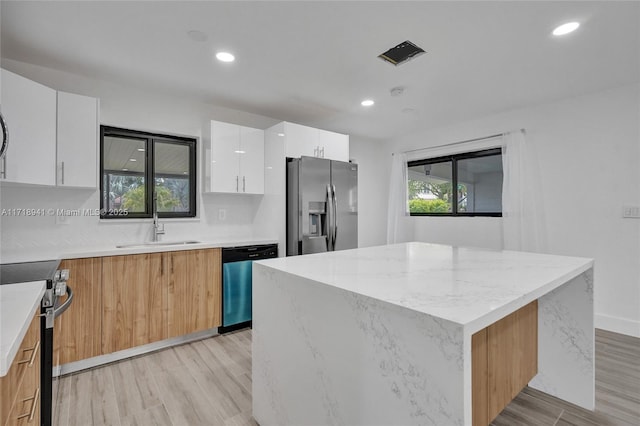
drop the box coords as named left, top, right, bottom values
left=407, top=148, right=502, bottom=216
left=100, top=126, right=196, bottom=219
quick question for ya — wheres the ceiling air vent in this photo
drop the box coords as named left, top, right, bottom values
left=378, top=40, right=425, bottom=66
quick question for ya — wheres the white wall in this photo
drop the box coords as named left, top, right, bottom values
left=349, top=135, right=389, bottom=248
left=252, top=122, right=287, bottom=254
left=0, top=59, right=280, bottom=262
left=385, top=84, right=640, bottom=337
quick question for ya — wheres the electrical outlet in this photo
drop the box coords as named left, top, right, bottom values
left=218, top=209, right=226, bottom=221
left=622, top=205, right=640, bottom=218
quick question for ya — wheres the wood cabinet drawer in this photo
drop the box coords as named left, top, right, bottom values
left=1, top=309, right=40, bottom=426
left=6, top=384, right=39, bottom=426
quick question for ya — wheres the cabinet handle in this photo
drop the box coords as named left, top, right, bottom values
left=313, top=146, right=318, bottom=157
left=243, top=176, right=246, bottom=192
left=17, top=341, right=40, bottom=366
left=320, top=147, right=325, bottom=158
left=61, top=161, right=65, bottom=185
left=161, top=255, right=164, bottom=275
left=171, top=256, right=174, bottom=274
left=236, top=176, right=239, bottom=192
left=16, top=387, right=39, bottom=422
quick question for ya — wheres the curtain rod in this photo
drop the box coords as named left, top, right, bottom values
left=399, top=128, right=526, bottom=155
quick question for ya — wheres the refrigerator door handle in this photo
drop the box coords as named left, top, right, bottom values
left=332, top=184, right=338, bottom=249
left=326, top=184, right=333, bottom=251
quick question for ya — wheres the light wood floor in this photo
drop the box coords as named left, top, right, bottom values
left=54, top=329, right=639, bottom=426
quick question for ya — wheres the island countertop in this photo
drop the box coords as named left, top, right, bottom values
left=256, top=242, right=593, bottom=333
left=253, top=242, right=596, bottom=425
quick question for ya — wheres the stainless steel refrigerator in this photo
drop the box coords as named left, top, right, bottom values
left=287, top=156, right=358, bottom=256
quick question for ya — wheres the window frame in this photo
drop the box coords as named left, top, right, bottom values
left=100, top=126, right=197, bottom=219
left=407, top=147, right=502, bottom=217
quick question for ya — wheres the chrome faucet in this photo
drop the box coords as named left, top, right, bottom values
left=152, top=192, right=165, bottom=242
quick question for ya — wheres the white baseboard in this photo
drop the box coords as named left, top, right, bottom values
left=595, top=313, right=640, bottom=338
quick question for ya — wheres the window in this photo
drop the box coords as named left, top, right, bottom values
left=100, top=126, right=196, bottom=219
left=407, top=148, right=502, bottom=216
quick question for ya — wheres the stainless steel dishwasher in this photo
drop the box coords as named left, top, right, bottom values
left=219, top=244, right=278, bottom=333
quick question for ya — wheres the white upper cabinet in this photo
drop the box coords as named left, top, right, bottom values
left=282, top=122, right=318, bottom=159
left=282, top=122, right=349, bottom=162
left=318, top=129, right=349, bottom=162
left=0, top=68, right=57, bottom=185
left=207, top=120, right=264, bottom=194
left=57, top=91, right=99, bottom=188
left=209, top=120, right=239, bottom=193
left=240, top=126, right=265, bottom=194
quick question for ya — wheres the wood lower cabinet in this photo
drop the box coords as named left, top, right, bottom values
left=102, top=253, right=168, bottom=353
left=168, top=248, right=221, bottom=338
left=55, top=257, right=102, bottom=365
left=1, top=309, right=41, bottom=426
left=53, top=248, right=222, bottom=366
left=472, top=300, right=538, bottom=426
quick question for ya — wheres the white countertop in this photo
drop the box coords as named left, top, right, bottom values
left=0, top=281, right=46, bottom=376
left=256, top=242, right=593, bottom=332
left=1, top=238, right=279, bottom=263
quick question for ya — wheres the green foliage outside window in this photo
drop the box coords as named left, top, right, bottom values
left=408, top=180, right=468, bottom=214
left=122, top=185, right=179, bottom=212
left=409, top=199, right=450, bottom=213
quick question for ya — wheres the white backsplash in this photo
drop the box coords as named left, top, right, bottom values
left=0, top=184, right=264, bottom=261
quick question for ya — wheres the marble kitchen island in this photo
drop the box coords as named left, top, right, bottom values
left=252, top=242, right=594, bottom=426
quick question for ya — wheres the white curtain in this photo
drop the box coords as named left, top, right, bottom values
left=386, top=152, right=413, bottom=244
left=501, top=130, right=547, bottom=252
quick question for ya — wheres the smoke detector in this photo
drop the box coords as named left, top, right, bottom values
left=378, top=40, right=426, bottom=66
left=390, top=86, right=404, bottom=97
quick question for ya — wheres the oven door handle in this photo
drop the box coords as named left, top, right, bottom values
left=53, top=286, right=73, bottom=318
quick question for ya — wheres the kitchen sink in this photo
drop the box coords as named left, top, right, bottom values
left=116, top=240, right=202, bottom=248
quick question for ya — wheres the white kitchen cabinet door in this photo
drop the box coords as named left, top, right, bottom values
left=319, top=129, right=349, bottom=162
left=239, top=126, right=264, bottom=194
left=283, top=122, right=319, bottom=159
left=210, top=120, right=241, bottom=193
left=57, top=91, right=99, bottom=188
left=0, top=68, right=56, bottom=185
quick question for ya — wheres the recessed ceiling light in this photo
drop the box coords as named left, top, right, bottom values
left=129, top=158, right=137, bottom=162
left=183, top=171, right=188, bottom=175
left=234, top=150, right=246, bottom=154
left=122, top=168, right=129, bottom=171
left=361, top=99, right=375, bottom=107
left=277, top=133, right=285, bottom=137
left=137, top=148, right=145, bottom=152
left=553, top=22, right=580, bottom=36
left=216, top=52, right=235, bottom=62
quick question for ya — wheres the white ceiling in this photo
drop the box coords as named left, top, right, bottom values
left=1, top=1, right=639, bottom=141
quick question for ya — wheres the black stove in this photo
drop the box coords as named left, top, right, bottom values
left=0, top=260, right=61, bottom=285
